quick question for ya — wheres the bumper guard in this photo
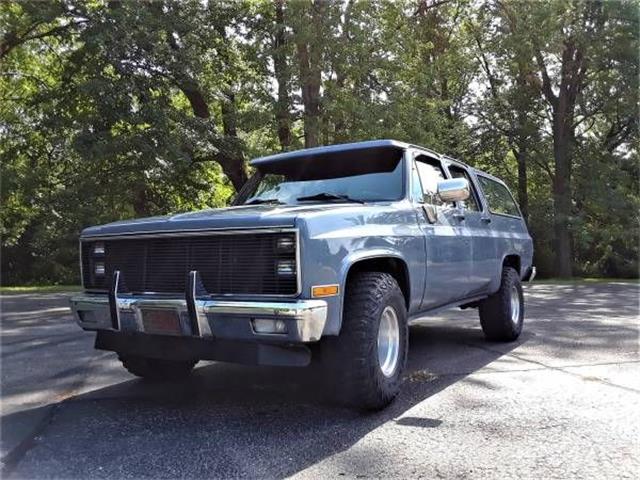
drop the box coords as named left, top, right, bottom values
left=70, top=270, right=327, bottom=343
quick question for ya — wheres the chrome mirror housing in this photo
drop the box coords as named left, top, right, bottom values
left=437, top=178, right=470, bottom=203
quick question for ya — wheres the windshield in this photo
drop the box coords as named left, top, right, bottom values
left=240, top=148, right=405, bottom=205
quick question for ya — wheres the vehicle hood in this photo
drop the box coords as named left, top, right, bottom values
left=80, top=203, right=375, bottom=238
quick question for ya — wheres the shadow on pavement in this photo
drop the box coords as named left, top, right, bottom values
left=3, top=283, right=638, bottom=478
left=1, top=321, right=525, bottom=479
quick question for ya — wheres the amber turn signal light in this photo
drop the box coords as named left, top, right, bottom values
left=311, top=284, right=339, bottom=298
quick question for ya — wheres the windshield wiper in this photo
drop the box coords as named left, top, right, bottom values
left=245, top=198, right=286, bottom=205
left=296, top=192, right=365, bottom=204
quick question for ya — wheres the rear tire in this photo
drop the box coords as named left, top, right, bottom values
left=119, top=355, right=197, bottom=380
left=478, top=267, right=524, bottom=341
left=323, top=272, right=408, bottom=410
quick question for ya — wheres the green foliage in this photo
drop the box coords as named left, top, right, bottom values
left=1, top=0, right=638, bottom=284
left=0, top=285, right=80, bottom=294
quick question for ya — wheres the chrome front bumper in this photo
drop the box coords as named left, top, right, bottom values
left=70, top=294, right=328, bottom=343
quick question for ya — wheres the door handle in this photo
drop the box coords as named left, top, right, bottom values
left=481, top=216, right=492, bottom=224
left=453, top=212, right=465, bottom=221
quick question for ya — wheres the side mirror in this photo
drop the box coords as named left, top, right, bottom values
left=437, top=178, right=470, bottom=203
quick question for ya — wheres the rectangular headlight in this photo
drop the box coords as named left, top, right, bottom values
left=94, top=262, right=105, bottom=276
left=276, top=237, right=295, bottom=252
left=93, top=242, right=105, bottom=255
left=276, top=259, right=296, bottom=276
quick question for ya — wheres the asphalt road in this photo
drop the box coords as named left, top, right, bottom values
left=1, top=283, right=638, bottom=479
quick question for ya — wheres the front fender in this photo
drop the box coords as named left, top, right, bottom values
left=300, top=239, right=424, bottom=336
left=335, top=249, right=416, bottom=332
left=339, top=249, right=407, bottom=284
left=295, top=203, right=425, bottom=336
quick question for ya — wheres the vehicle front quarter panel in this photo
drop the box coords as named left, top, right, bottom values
left=296, top=203, right=425, bottom=336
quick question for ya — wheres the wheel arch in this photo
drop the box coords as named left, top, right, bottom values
left=502, top=254, right=521, bottom=274
left=488, top=253, right=522, bottom=293
left=342, top=254, right=411, bottom=310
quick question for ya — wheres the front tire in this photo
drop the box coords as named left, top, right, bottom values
left=119, top=355, right=197, bottom=380
left=478, top=267, right=524, bottom=341
left=323, top=272, right=408, bottom=410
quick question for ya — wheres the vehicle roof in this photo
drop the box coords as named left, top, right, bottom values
left=250, top=139, right=410, bottom=166
left=250, top=139, right=500, bottom=181
left=250, top=139, right=468, bottom=166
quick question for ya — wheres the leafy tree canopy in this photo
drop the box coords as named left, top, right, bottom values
left=1, top=0, right=638, bottom=283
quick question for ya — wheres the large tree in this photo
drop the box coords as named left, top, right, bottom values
left=472, top=0, right=638, bottom=277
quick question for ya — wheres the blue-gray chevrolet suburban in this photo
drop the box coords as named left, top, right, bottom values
left=70, top=140, right=534, bottom=409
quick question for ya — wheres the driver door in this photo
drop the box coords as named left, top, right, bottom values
left=411, top=153, right=474, bottom=309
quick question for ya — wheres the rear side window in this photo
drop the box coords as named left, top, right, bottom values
left=478, top=176, right=521, bottom=217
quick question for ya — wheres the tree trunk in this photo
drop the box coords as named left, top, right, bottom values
left=514, top=148, right=529, bottom=222
left=217, top=154, right=248, bottom=192
left=181, top=82, right=211, bottom=118
left=181, top=84, right=247, bottom=191
left=296, top=1, right=323, bottom=148
left=273, top=0, right=292, bottom=150
left=332, top=0, right=353, bottom=143
left=133, top=182, right=149, bottom=217
left=548, top=37, right=583, bottom=278
left=513, top=87, right=530, bottom=223
left=220, top=91, right=248, bottom=191
left=221, top=91, right=238, bottom=138
left=297, top=43, right=321, bottom=148
left=172, top=22, right=248, bottom=191
left=551, top=107, right=574, bottom=278
left=533, top=38, right=586, bottom=278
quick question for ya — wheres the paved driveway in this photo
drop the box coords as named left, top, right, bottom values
left=1, top=283, right=638, bottom=479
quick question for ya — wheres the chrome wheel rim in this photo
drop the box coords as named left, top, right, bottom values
left=510, top=285, right=521, bottom=325
left=377, top=306, right=400, bottom=377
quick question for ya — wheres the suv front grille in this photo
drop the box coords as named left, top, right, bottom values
left=81, top=231, right=298, bottom=296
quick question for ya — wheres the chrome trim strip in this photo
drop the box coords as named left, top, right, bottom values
left=528, top=266, right=537, bottom=282
left=69, top=295, right=327, bottom=342
left=78, top=238, right=84, bottom=290
left=295, top=228, right=301, bottom=297
left=108, top=270, right=122, bottom=330
left=186, top=271, right=202, bottom=336
left=80, top=226, right=295, bottom=241
left=487, top=211, right=523, bottom=220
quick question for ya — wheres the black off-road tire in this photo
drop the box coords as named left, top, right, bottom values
left=478, top=267, right=524, bottom=341
left=323, top=272, right=408, bottom=410
left=119, top=355, right=197, bottom=380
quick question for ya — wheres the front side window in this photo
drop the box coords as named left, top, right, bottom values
left=447, top=165, right=480, bottom=212
left=241, top=149, right=404, bottom=205
left=414, top=155, right=447, bottom=205
left=410, top=164, right=424, bottom=202
left=478, top=176, right=521, bottom=217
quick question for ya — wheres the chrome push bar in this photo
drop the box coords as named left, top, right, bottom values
left=70, top=270, right=328, bottom=343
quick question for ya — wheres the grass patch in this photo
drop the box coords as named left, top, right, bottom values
left=0, top=285, right=81, bottom=294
